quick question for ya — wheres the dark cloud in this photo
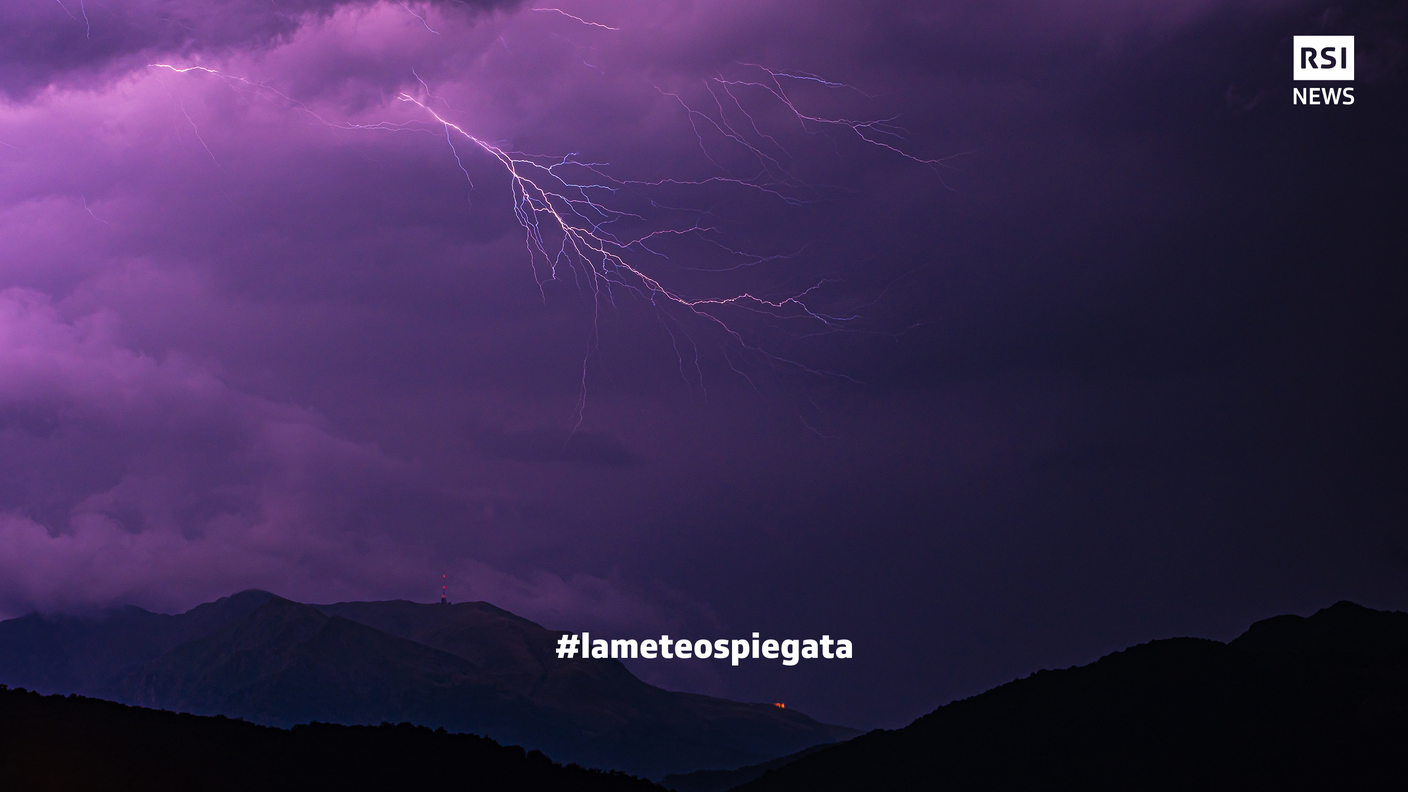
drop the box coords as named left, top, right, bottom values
left=0, top=404, right=62, bottom=437
left=0, top=0, right=516, bottom=99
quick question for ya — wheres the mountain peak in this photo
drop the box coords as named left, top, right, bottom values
left=1227, top=600, right=1408, bottom=656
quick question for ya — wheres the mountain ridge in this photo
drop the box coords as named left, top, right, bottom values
left=729, top=601, right=1408, bottom=791
left=0, top=590, right=856, bottom=779
left=0, top=685, right=666, bottom=792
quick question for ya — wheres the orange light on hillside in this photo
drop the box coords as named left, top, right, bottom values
left=774, top=702, right=785, bottom=708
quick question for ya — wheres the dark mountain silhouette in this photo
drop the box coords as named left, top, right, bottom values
left=733, top=601, right=1408, bottom=791
left=660, top=742, right=837, bottom=792
left=0, top=685, right=663, bottom=791
left=0, top=589, right=279, bottom=693
left=0, top=591, right=856, bottom=779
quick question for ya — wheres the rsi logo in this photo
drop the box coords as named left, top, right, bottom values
left=1293, top=35, right=1354, bottom=105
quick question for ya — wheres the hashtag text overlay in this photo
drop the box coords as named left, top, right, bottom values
left=555, top=632, right=852, bottom=666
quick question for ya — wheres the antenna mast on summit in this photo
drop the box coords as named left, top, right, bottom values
left=441, top=574, right=448, bottom=605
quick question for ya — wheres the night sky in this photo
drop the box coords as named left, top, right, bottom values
left=1, top=0, right=1404, bottom=731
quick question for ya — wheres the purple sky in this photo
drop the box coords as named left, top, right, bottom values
left=1, top=0, right=1404, bottom=729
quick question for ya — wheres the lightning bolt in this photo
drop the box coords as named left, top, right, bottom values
left=51, top=0, right=90, bottom=39
left=531, top=7, right=620, bottom=31
left=398, top=1, right=440, bottom=35
left=715, top=64, right=960, bottom=174
left=387, top=92, right=863, bottom=425
left=149, top=43, right=942, bottom=429
left=80, top=191, right=111, bottom=226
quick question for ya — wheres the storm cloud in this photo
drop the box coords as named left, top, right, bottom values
left=0, top=0, right=518, bottom=98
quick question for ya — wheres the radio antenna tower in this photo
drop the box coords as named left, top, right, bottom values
left=441, top=574, right=448, bottom=606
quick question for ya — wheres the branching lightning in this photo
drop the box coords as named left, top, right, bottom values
left=714, top=64, right=956, bottom=174
left=149, top=13, right=944, bottom=430
left=385, top=92, right=866, bottom=424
